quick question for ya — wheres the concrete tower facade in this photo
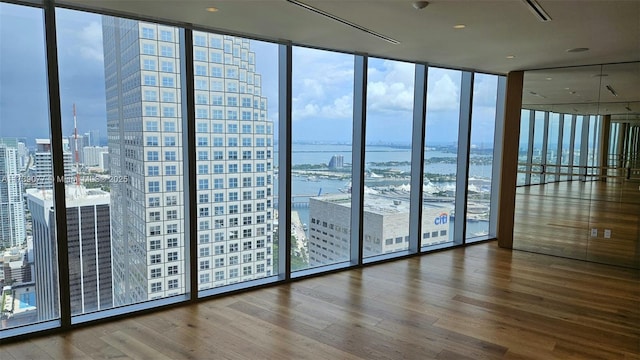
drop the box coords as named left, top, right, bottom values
left=102, top=18, right=274, bottom=305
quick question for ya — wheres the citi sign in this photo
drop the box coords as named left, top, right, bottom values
left=434, top=213, right=448, bottom=225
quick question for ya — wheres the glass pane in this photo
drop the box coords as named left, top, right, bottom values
left=291, top=47, right=354, bottom=271
left=517, top=109, right=531, bottom=186
left=546, top=112, right=560, bottom=182
left=608, top=122, right=619, bottom=169
left=587, top=116, right=599, bottom=177
left=560, top=114, right=572, bottom=181
left=531, top=111, right=545, bottom=184
left=421, top=68, right=461, bottom=248
left=193, top=33, right=278, bottom=290
left=362, top=58, right=414, bottom=257
left=573, top=115, right=583, bottom=179
left=421, top=67, right=462, bottom=247
left=466, top=73, right=497, bottom=241
left=55, top=10, right=188, bottom=311
left=1, top=3, right=59, bottom=330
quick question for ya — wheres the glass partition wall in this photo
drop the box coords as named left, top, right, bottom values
left=0, top=1, right=506, bottom=339
left=514, top=63, right=640, bottom=269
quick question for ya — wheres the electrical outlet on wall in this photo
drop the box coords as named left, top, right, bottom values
left=604, top=229, right=611, bottom=238
left=591, top=228, right=598, bottom=237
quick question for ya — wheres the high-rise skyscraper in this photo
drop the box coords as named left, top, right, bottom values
left=17, top=141, right=29, bottom=172
left=102, top=18, right=274, bottom=305
left=328, top=154, right=344, bottom=169
left=26, top=186, right=112, bottom=318
left=86, top=130, right=101, bottom=147
left=82, top=146, right=109, bottom=167
left=33, top=139, right=73, bottom=190
left=0, top=138, right=26, bottom=248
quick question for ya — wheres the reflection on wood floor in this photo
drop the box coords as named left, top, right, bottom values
left=2, top=242, right=639, bottom=359
left=514, top=180, right=640, bottom=268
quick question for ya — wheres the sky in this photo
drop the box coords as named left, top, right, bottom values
left=0, top=3, right=500, bottom=148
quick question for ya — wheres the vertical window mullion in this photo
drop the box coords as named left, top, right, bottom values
left=278, top=43, right=292, bottom=279
left=44, top=0, right=71, bottom=329
left=179, top=28, right=197, bottom=300
left=409, top=64, right=427, bottom=253
left=489, top=75, right=507, bottom=238
left=350, top=55, right=367, bottom=265
left=454, top=71, right=473, bottom=245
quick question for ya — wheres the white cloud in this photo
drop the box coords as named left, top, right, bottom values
left=291, top=49, right=354, bottom=121
left=293, top=102, right=321, bottom=119
left=427, top=73, right=460, bottom=111
left=78, top=21, right=103, bottom=62
left=473, top=74, right=498, bottom=107
left=321, top=94, right=353, bottom=119
left=366, top=60, right=415, bottom=114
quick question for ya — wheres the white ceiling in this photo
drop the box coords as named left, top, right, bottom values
left=61, top=0, right=640, bottom=119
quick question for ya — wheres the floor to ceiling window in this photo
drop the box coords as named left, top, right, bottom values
left=466, top=73, right=498, bottom=241
left=545, top=112, right=560, bottom=183
left=530, top=111, right=546, bottom=185
left=290, top=47, right=354, bottom=271
left=421, top=68, right=462, bottom=247
left=517, top=110, right=607, bottom=187
left=363, top=58, right=415, bottom=258
left=0, top=2, right=59, bottom=331
left=54, top=10, right=189, bottom=316
left=517, top=110, right=531, bottom=186
left=191, top=32, right=279, bottom=294
left=560, top=114, right=572, bottom=181
left=573, top=115, right=584, bottom=180
left=0, top=0, right=506, bottom=340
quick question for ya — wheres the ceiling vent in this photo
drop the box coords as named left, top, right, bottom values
left=605, top=85, right=618, bottom=97
left=522, top=0, right=552, bottom=22
left=286, top=0, right=400, bottom=44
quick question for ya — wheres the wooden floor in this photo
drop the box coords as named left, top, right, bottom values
left=2, top=242, right=639, bottom=359
left=514, top=180, right=640, bottom=268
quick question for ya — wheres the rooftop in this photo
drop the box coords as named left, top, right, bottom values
left=312, top=191, right=448, bottom=215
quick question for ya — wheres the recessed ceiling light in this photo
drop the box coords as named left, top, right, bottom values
left=545, top=77, right=552, bottom=80
left=564, top=87, right=570, bottom=90
left=506, top=55, right=515, bottom=59
left=206, top=7, right=219, bottom=12
left=453, top=24, right=466, bottom=29
left=566, top=47, right=589, bottom=53
left=412, top=1, right=429, bottom=9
